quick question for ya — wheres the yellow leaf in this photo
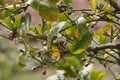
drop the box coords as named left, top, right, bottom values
left=52, top=45, right=61, bottom=58
left=35, top=25, right=42, bottom=35
left=52, top=51, right=61, bottom=58
left=102, top=23, right=113, bottom=32
left=16, top=52, right=26, bottom=68
left=74, top=28, right=80, bottom=40
left=90, top=0, right=97, bottom=11
left=90, top=70, right=105, bottom=80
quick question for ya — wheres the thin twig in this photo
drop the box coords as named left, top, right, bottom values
left=85, top=51, right=117, bottom=64
left=63, top=12, right=73, bottom=22
left=0, top=33, right=9, bottom=39
left=0, top=21, right=11, bottom=30
left=107, top=66, right=117, bottom=80
left=72, top=9, right=92, bottom=12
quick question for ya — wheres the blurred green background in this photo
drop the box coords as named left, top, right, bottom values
left=0, top=37, right=55, bottom=80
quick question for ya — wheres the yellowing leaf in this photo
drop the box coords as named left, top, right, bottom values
left=106, top=14, right=115, bottom=19
left=67, top=31, right=93, bottom=54
left=90, top=70, right=105, bottom=80
left=35, top=25, right=42, bottom=35
left=58, top=12, right=69, bottom=21
left=90, top=0, right=97, bottom=11
left=104, top=4, right=113, bottom=12
left=74, top=28, right=80, bottom=40
left=16, top=52, right=26, bottom=68
left=74, top=26, right=87, bottom=41
left=31, top=1, right=59, bottom=22
left=52, top=51, right=61, bottom=58
left=52, top=45, right=61, bottom=58
left=38, top=2, right=59, bottom=21
left=94, top=23, right=113, bottom=44
left=65, top=24, right=75, bottom=37
left=102, top=22, right=113, bottom=32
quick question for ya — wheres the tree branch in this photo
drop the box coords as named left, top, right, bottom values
left=108, top=0, right=120, bottom=11
left=85, top=51, right=118, bottom=64
left=87, top=42, right=120, bottom=52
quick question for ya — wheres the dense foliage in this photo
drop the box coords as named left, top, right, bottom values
left=0, top=0, right=120, bottom=80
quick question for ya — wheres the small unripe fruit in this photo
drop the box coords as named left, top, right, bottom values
left=90, top=22, right=96, bottom=28
left=103, top=32, right=110, bottom=37
left=101, top=13, right=108, bottom=19
left=59, top=6, right=67, bottom=13
left=43, top=70, right=47, bottom=75
left=81, top=58, right=87, bottom=62
left=36, top=51, right=42, bottom=57
left=85, top=63, right=89, bottom=67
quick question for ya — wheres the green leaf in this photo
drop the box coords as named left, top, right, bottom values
left=30, top=0, right=39, bottom=10
left=13, top=14, right=22, bottom=31
left=94, top=30, right=108, bottom=44
left=74, top=26, right=87, bottom=41
left=66, top=57, right=81, bottom=69
left=48, top=0, right=59, bottom=4
left=0, top=0, right=4, bottom=6
left=56, top=56, right=80, bottom=77
left=74, top=16, right=88, bottom=41
left=90, top=70, right=105, bottom=80
left=75, top=53, right=86, bottom=66
left=104, top=4, right=113, bottom=12
left=90, top=0, right=97, bottom=11
left=0, top=10, right=14, bottom=19
left=39, top=2, right=59, bottom=21
left=63, top=0, right=73, bottom=4
left=58, top=12, right=69, bottom=21
left=2, top=16, right=15, bottom=30
left=106, top=14, right=115, bottom=19
left=65, top=23, right=76, bottom=38
left=94, top=22, right=113, bottom=43
left=67, top=31, right=93, bottom=54
left=26, top=12, right=31, bottom=31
